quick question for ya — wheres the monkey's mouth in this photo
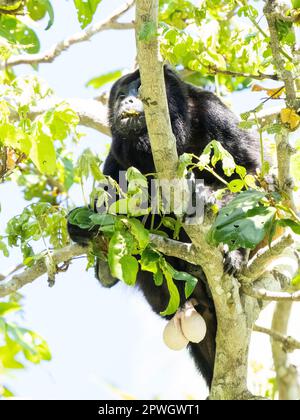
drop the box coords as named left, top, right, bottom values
left=118, top=111, right=146, bottom=132
left=120, top=110, right=143, bottom=120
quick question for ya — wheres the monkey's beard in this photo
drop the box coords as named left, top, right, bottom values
left=115, top=111, right=147, bottom=135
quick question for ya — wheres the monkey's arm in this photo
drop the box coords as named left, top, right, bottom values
left=67, top=152, right=122, bottom=288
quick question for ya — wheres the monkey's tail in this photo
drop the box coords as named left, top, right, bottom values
left=95, top=258, right=119, bottom=288
left=188, top=298, right=217, bottom=388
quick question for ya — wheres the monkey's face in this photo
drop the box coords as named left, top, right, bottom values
left=108, top=67, right=189, bottom=146
left=109, top=72, right=147, bottom=136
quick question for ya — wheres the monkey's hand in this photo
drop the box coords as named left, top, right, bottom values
left=223, top=248, right=248, bottom=276
left=68, top=207, right=120, bottom=289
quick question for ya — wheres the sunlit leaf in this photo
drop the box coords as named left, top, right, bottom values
left=0, top=15, right=40, bottom=53
left=86, top=70, right=123, bottom=89
left=73, top=0, right=102, bottom=29
left=280, top=108, right=300, bottom=130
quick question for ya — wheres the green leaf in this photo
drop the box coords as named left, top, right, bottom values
left=126, top=218, right=150, bottom=250
left=292, top=0, right=300, bottom=8
left=236, top=166, right=247, bottom=179
left=68, top=207, right=95, bottom=229
left=0, top=0, right=22, bottom=11
left=86, top=70, right=123, bottom=89
left=7, top=325, right=51, bottom=363
left=278, top=219, right=300, bottom=235
left=160, top=266, right=180, bottom=317
left=44, top=104, right=79, bottom=142
left=108, top=230, right=134, bottom=281
left=0, top=15, right=40, bottom=53
left=201, top=50, right=226, bottom=69
left=76, top=149, right=103, bottom=180
left=178, top=153, right=193, bottom=177
left=228, top=179, right=245, bottom=193
left=73, top=0, right=102, bottom=29
left=140, top=247, right=161, bottom=269
left=90, top=213, right=116, bottom=230
left=0, top=237, right=9, bottom=257
left=292, top=273, right=300, bottom=287
left=0, top=334, right=24, bottom=369
left=173, top=271, right=198, bottom=299
left=62, top=157, right=75, bottom=191
left=1, top=386, right=14, bottom=398
left=27, top=0, right=54, bottom=30
left=239, top=121, right=256, bottom=129
left=198, top=140, right=236, bottom=177
left=120, top=255, right=139, bottom=286
left=0, top=123, right=32, bottom=155
left=126, top=167, right=148, bottom=187
left=109, top=199, right=129, bottom=215
left=154, top=266, right=164, bottom=286
left=0, top=302, right=21, bottom=317
left=162, top=217, right=176, bottom=231
left=209, top=190, right=275, bottom=250
left=30, top=122, right=56, bottom=175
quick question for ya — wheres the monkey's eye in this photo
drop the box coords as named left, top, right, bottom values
left=118, top=93, right=126, bottom=100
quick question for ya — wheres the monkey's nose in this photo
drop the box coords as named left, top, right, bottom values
left=124, top=97, right=135, bottom=105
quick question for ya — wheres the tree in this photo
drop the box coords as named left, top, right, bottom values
left=0, top=0, right=300, bottom=400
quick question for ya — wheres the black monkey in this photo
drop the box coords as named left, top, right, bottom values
left=68, top=67, right=260, bottom=388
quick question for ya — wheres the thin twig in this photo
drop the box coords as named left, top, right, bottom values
left=271, top=302, right=300, bottom=400
left=207, top=66, right=279, bottom=81
left=0, top=244, right=86, bottom=297
left=242, top=285, right=300, bottom=302
left=264, top=0, right=299, bottom=110
left=240, top=234, right=294, bottom=282
left=10, top=97, right=111, bottom=136
left=0, top=263, right=24, bottom=282
left=0, top=234, right=200, bottom=298
left=4, top=0, right=136, bottom=68
left=254, top=325, right=300, bottom=352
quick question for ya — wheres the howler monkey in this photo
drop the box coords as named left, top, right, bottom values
left=68, top=67, right=260, bottom=388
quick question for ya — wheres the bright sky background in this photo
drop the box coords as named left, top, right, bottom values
left=0, top=0, right=299, bottom=400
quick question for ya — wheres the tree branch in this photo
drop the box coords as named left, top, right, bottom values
left=250, top=106, right=282, bottom=128
left=276, top=128, right=296, bottom=209
left=11, top=97, right=111, bottom=136
left=0, top=263, right=24, bottom=282
left=264, top=0, right=298, bottom=209
left=253, top=325, right=300, bottom=353
left=242, top=286, right=300, bottom=302
left=3, top=0, right=136, bottom=69
left=149, top=235, right=199, bottom=265
left=136, top=0, right=179, bottom=180
left=271, top=302, right=300, bottom=400
left=0, top=244, right=86, bottom=298
left=0, top=235, right=200, bottom=298
left=206, top=66, right=279, bottom=81
left=11, top=94, right=284, bottom=144
left=240, top=234, right=294, bottom=282
left=264, top=0, right=299, bottom=110
left=135, top=0, right=258, bottom=401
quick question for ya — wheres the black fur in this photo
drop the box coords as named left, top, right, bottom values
left=68, top=67, right=260, bottom=388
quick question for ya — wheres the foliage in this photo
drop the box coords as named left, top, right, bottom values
left=0, top=0, right=300, bottom=398
left=68, top=179, right=199, bottom=316
left=0, top=296, right=51, bottom=398
left=73, top=0, right=102, bottom=29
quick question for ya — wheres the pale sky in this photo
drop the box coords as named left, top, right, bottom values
left=0, top=0, right=299, bottom=400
